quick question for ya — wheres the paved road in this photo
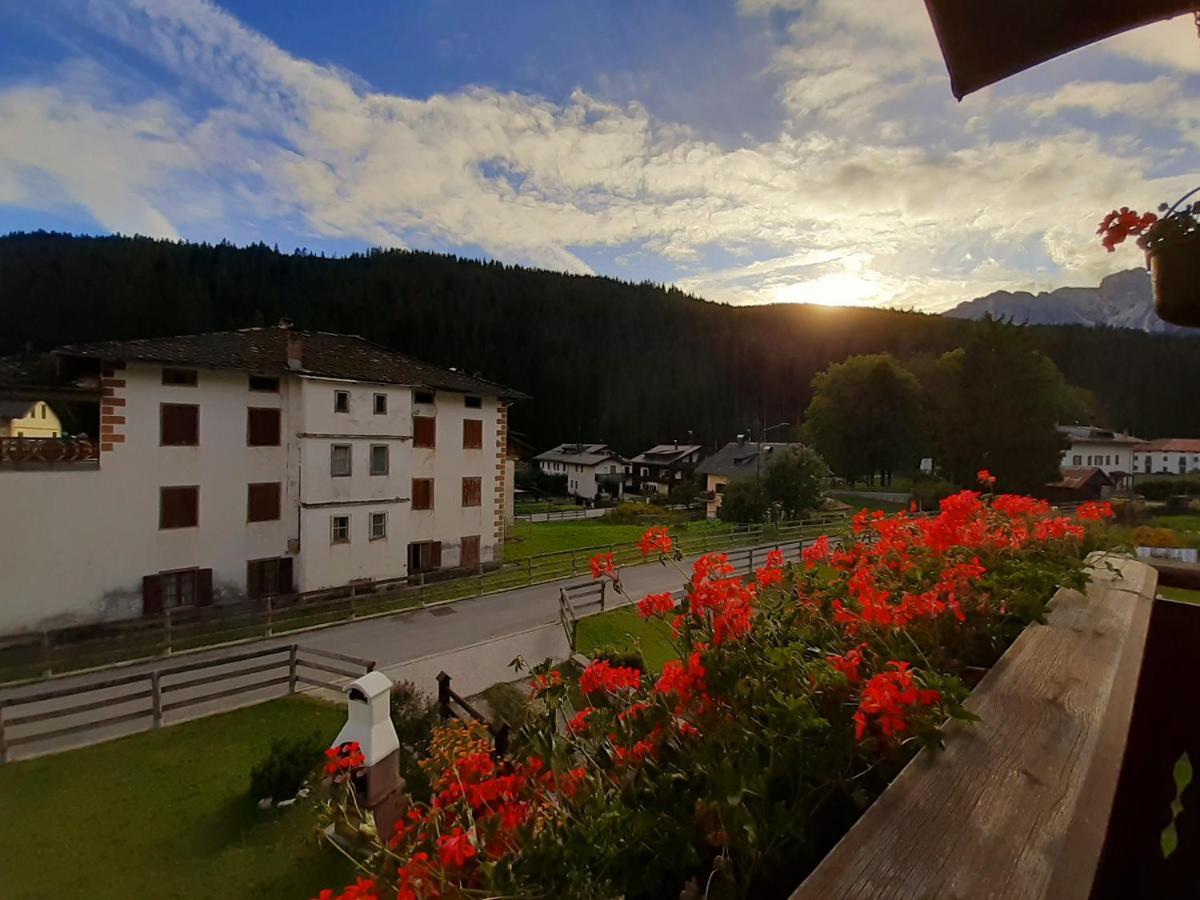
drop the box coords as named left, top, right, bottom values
left=0, top=538, right=810, bottom=761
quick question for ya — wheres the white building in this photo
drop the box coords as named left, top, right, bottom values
left=1057, top=425, right=1141, bottom=490
left=0, top=326, right=524, bottom=634
left=1134, top=439, right=1200, bottom=476
left=533, top=443, right=626, bottom=499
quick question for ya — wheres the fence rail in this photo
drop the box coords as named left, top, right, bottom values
left=435, top=671, right=510, bottom=757
left=0, top=435, right=99, bottom=467
left=0, top=643, right=374, bottom=763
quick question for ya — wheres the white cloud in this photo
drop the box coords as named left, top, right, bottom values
left=0, top=0, right=1194, bottom=311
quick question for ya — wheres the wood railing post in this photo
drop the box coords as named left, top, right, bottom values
left=600, top=581, right=607, bottom=612
left=526, top=557, right=533, bottom=585
left=436, top=671, right=452, bottom=720
left=41, top=630, right=51, bottom=679
left=288, top=645, right=299, bottom=694
left=478, top=564, right=484, bottom=597
left=571, top=549, right=577, bottom=576
left=0, top=705, right=8, bottom=764
left=265, top=596, right=274, bottom=635
left=493, top=723, right=511, bottom=758
left=150, top=671, right=163, bottom=729
left=162, top=612, right=172, bottom=657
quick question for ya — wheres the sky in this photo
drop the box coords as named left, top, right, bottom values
left=0, top=1, right=1197, bottom=312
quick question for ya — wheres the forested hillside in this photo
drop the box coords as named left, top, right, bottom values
left=3, top=232, right=1198, bottom=450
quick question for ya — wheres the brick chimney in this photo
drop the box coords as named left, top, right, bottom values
left=286, top=332, right=304, bottom=371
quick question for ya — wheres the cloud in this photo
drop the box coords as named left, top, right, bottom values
left=0, top=0, right=1195, bottom=311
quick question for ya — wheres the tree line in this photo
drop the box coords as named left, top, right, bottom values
left=3, top=231, right=1198, bottom=455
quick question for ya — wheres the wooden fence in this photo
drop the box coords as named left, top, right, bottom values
left=435, top=671, right=510, bottom=758
left=0, top=643, right=374, bottom=763
left=0, top=435, right=99, bottom=466
left=0, top=512, right=853, bottom=685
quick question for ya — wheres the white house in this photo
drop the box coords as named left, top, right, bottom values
left=0, top=326, right=525, bottom=634
left=624, top=443, right=704, bottom=496
left=1134, top=439, right=1200, bottom=476
left=1057, top=425, right=1141, bottom=490
left=533, top=442, right=626, bottom=499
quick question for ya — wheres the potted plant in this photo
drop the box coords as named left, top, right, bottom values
left=1098, top=187, right=1200, bottom=327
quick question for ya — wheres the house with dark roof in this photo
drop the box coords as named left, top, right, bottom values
left=0, top=325, right=526, bottom=635
left=533, top=442, right=627, bottom=499
left=695, top=438, right=805, bottom=518
left=624, top=443, right=704, bottom=496
left=1044, top=467, right=1115, bottom=503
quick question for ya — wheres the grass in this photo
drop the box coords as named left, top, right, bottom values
left=1153, top=515, right=1200, bottom=533
left=514, top=501, right=579, bottom=516
left=576, top=606, right=679, bottom=673
left=0, top=697, right=353, bottom=900
left=827, top=491, right=910, bottom=514
left=1160, top=586, right=1200, bottom=605
left=504, top=518, right=733, bottom=561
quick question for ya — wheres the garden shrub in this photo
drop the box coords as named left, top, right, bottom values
left=248, top=731, right=326, bottom=802
left=481, top=682, right=533, bottom=729
left=390, top=681, right=439, bottom=803
left=910, top=477, right=958, bottom=510
left=602, top=503, right=656, bottom=524
left=1132, top=526, right=1182, bottom=548
left=317, top=487, right=1111, bottom=900
left=1139, top=476, right=1200, bottom=502
left=586, top=642, right=646, bottom=673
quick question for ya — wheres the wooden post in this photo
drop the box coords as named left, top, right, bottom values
left=150, top=671, right=163, bottom=729
left=571, top=549, right=577, bottom=576
left=0, top=705, right=8, bottom=764
left=349, top=591, right=357, bottom=621
left=526, top=557, right=533, bottom=585
left=493, top=722, right=511, bottom=758
left=436, top=671, right=452, bottom=720
left=748, top=547, right=755, bottom=574
left=265, top=596, right=274, bottom=636
left=288, top=645, right=299, bottom=694
left=599, top=581, right=607, bottom=612
left=162, top=612, right=172, bottom=657
left=41, top=630, right=51, bottom=679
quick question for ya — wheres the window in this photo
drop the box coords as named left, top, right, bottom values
left=414, top=390, right=435, bottom=404
left=331, top=443, right=352, bottom=476
left=247, top=482, right=281, bottom=522
left=247, top=557, right=292, bottom=599
left=247, top=407, right=281, bottom=446
left=249, top=375, right=279, bottom=392
left=160, top=486, right=199, bottom=529
left=370, top=512, right=387, bottom=540
left=374, top=393, right=388, bottom=415
left=162, top=368, right=197, bottom=387
left=334, top=390, right=350, bottom=413
left=331, top=515, right=350, bottom=543
left=161, top=569, right=198, bottom=608
left=413, top=415, right=436, bottom=448
left=463, top=419, right=483, bottom=449
left=462, top=476, right=482, bottom=507
left=461, top=535, right=481, bottom=569
left=408, top=540, right=442, bottom=573
left=39, top=405, right=46, bottom=419
left=370, top=444, right=389, bottom=475
left=465, top=395, right=482, bottom=409
left=412, top=478, right=434, bottom=510
left=160, top=404, right=199, bottom=446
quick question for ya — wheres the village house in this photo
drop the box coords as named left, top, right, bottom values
left=0, top=326, right=525, bottom=634
left=624, top=443, right=704, bottom=496
left=0, top=399, right=62, bottom=437
left=1057, top=425, right=1141, bottom=492
left=1134, top=439, right=1200, bottom=476
left=696, top=438, right=804, bottom=519
left=533, top=442, right=626, bottom=500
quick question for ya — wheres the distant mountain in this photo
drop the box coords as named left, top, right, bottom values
left=945, top=269, right=1181, bottom=334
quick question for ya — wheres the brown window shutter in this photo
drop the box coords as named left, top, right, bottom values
left=413, top=416, right=436, bottom=448
left=197, top=569, right=214, bottom=606
left=462, top=477, right=481, bottom=507
left=161, top=404, right=199, bottom=445
left=463, top=419, right=483, bottom=449
left=278, top=557, right=294, bottom=594
left=461, top=535, right=480, bottom=568
left=431, top=542, right=442, bottom=569
left=413, top=478, right=433, bottom=510
left=160, top=486, right=199, bottom=529
left=142, top=575, right=163, bottom=616
left=247, top=408, right=281, bottom=446
left=246, top=561, right=262, bottom=600
left=247, top=482, right=282, bottom=522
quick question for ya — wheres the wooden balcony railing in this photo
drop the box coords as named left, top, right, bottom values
left=791, top=553, right=1200, bottom=899
left=0, top=436, right=99, bottom=468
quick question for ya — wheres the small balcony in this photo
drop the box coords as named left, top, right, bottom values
left=0, top=436, right=100, bottom=470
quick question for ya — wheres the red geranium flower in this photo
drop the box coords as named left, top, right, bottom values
left=437, top=827, right=478, bottom=868
left=637, top=525, right=674, bottom=558
left=636, top=591, right=676, bottom=619
left=590, top=551, right=616, bottom=580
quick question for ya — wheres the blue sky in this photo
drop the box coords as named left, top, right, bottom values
left=1, top=0, right=1197, bottom=310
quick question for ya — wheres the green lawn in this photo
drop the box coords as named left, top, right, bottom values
left=0, top=697, right=353, bottom=900
left=504, top=518, right=733, bottom=561
left=576, top=606, right=679, bottom=673
left=827, top=491, right=910, bottom=514
left=1153, top=515, right=1200, bottom=533
left=1161, top=586, right=1200, bottom=605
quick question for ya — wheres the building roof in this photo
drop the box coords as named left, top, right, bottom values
left=1136, top=438, right=1200, bottom=454
left=1057, top=425, right=1142, bottom=445
left=696, top=440, right=804, bottom=478
left=1050, top=467, right=1114, bottom=490
left=0, top=400, right=34, bottom=421
left=628, top=443, right=703, bottom=466
left=534, top=442, right=624, bottom=467
left=55, top=327, right=528, bottom=399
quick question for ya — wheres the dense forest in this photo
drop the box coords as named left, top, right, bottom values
left=3, top=231, right=1198, bottom=452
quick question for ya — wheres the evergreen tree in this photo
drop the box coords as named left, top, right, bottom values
left=763, top=445, right=828, bottom=519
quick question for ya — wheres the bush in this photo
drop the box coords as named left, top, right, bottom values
left=248, top=731, right=326, bottom=802
left=911, top=478, right=958, bottom=511
left=717, top=478, right=769, bottom=523
left=1132, top=526, right=1182, bottom=548
left=1138, top=476, right=1200, bottom=502
left=390, top=682, right=440, bottom=803
left=602, top=503, right=657, bottom=525
left=586, top=643, right=646, bottom=673
left=481, top=682, right=533, bottom=729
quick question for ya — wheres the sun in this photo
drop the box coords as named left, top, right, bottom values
left=769, top=269, right=891, bottom=308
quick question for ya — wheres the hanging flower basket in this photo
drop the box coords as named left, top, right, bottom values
left=1098, top=187, right=1200, bottom=327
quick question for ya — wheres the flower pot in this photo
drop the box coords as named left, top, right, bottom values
left=1149, top=239, right=1200, bottom=327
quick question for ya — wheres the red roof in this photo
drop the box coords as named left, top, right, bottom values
left=1050, top=467, right=1114, bottom=490
left=1136, top=439, right=1200, bottom=454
